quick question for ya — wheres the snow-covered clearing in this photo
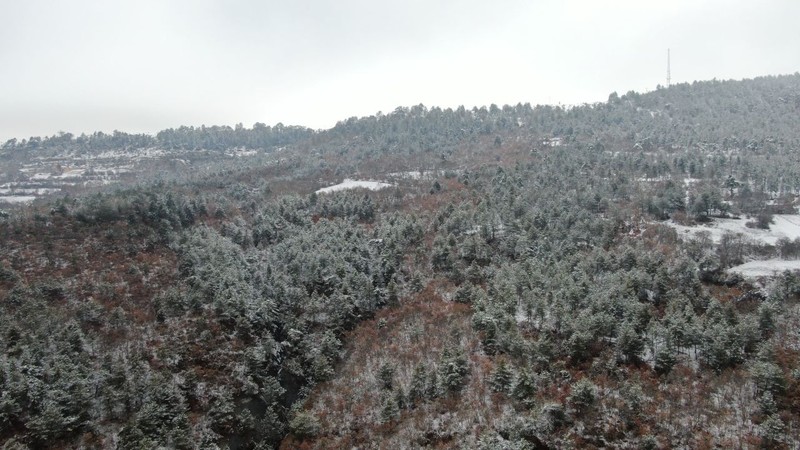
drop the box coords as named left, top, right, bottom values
left=316, top=179, right=393, bottom=194
left=636, top=176, right=701, bottom=185
left=664, top=215, right=800, bottom=278
left=667, top=215, right=800, bottom=245
left=0, top=188, right=61, bottom=195
left=226, top=149, right=258, bottom=157
left=0, top=196, right=36, bottom=204
left=55, top=169, right=86, bottom=179
left=387, top=169, right=461, bottom=180
left=728, top=259, right=800, bottom=278
left=388, top=171, right=431, bottom=180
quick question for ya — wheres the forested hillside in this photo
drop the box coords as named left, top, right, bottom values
left=2, top=74, right=800, bottom=449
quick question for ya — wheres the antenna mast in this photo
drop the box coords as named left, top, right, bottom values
left=666, top=48, right=671, bottom=87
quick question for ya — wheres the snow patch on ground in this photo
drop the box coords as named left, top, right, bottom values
left=55, top=169, right=86, bottom=179
left=388, top=171, right=430, bottom=180
left=226, top=149, right=258, bottom=157
left=0, top=196, right=36, bottom=204
left=387, top=169, right=461, bottom=180
left=316, top=179, right=393, bottom=194
left=0, top=188, right=61, bottom=195
left=636, top=176, right=701, bottom=184
left=666, top=215, right=800, bottom=245
left=666, top=215, right=800, bottom=278
left=728, top=259, right=800, bottom=278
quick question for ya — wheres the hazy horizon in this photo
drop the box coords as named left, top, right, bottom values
left=2, top=0, right=799, bottom=142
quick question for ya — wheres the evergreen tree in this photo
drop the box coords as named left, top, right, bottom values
left=408, top=363, right=427, bottom=407
left=379, top=393, right=400, bottom=424
left=568, top=378, right=597, bottom=417
left=438, top=347, right=469, bottom=394
left=378, top=362, right=395, bottom=391
left=512, top=367, right=536, bottom=407
left=489, top=360, right=515, bottom=394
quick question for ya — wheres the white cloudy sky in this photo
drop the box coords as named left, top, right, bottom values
left=0, top=0, right=798, bottom=141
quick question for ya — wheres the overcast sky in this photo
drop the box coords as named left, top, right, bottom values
left=1, top=0, right=798, bottom=141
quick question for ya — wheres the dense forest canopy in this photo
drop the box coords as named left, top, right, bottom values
left=4, top=74, right=800, bottom=155
left=2, top=74, right=800, bottom=449
left=1, top=123, right=314, bottom=154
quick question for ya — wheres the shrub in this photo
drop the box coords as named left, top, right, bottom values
left=288, top=412, right=320, bottom=439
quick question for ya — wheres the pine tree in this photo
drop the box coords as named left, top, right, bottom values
left=759, top=414, right=786, bottom=447
left=379, top=393, right=399, bottom=424
left=426, top=369, right=439, bottom=400
left=568, top=378, right=597, bottom=417
left=757, top=302, right=776, bottom=338
left=654, top=345, right=677, bottom=376
left=616, top=321, right=644, bottom=362
left=26, top=401, right=70, bottom=444
left=438, top=347, right=469, bottom=394
left=489, top=360, right=514, bottom=394
left=394, top=386, right=407, bottom=411
left=378, top=363, right=395, bottom=390
left=408, top=363, right=427, bottom=407
left=512, top=367, right=536, bottom=407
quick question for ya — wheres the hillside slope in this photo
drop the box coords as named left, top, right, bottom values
left=2, top=75, right=800, bottom=449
